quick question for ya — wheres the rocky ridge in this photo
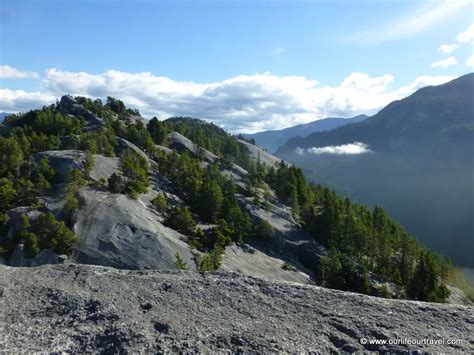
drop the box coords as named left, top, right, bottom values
left=0, top=263, right=472, bottom=353
left=3, top=95, right=319, bottom=284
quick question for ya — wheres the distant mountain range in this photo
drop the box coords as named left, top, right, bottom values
left=277, top=73, right=474, bottom=267
left=241, top=114, right=368, bottom=153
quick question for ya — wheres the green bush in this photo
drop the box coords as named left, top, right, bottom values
left=164, top=207, right=196, bottom=235
left=254, top=220, right=275, bottom=239
left=108, top=173, right=124, bottom=193
left=175, top=252, right=189, bottom=270
left=35, top=212, right=79, bottom=255
left=151, top=193, right=167, bottom=213
left=119, top=151, right=149, bottom=198
left=197, top=248, right=222, bottom=272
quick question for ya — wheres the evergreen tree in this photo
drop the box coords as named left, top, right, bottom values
left=84, top=151, right=95, bottom=178
left=175, top=252, right=189, bottom=270
left=35, top=212, right=79, bottom=255
left=197, top=179, right=224, bottom=222
left=147, top=117, right=169, bottom=146
left=152, top=193, right=167, bottom=213
left=108, top=173, right=124, bottom=194
left=164, top=207, right=196, bottom=235
left=254, top=220, right=275, bottom=239
left=119, top=151, right=149, bottom=197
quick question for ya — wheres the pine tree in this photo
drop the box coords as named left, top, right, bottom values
left=165, top=207, right=196, bottom=235
left=175, top=252, right=189, bottom=270
left=84, top=151, right=95, bottom=178
left=147, top=117, right=169, bottom=146
left=108, top=173, right=124, bottom=194
left=152, top=193, right=167, bottom=213
left=197, top=179, right=223, bottom=222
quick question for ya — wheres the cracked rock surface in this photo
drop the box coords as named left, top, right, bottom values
left=0, top=264, right=472, bottom=353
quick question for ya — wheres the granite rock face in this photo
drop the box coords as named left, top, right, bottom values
left=237, top=139, right=286, bottom=168
left=169, top=131, right=219, bottom=163
left=34, top=150, right=120, bottom=183
left=9, top=246, right=66, bottom=267
left=0, top=264, right=472, bottom=353
left=34, top=150, right=86, bottom=182
left=238, top=194, right=326, bottom=278
left=71, top=187, right=196, bottom=270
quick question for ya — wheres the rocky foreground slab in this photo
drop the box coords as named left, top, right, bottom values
left=0, top=264, right=472, bottom=353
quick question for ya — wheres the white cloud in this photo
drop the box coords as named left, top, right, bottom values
left=438, top=43, right=460, bottom=54
left=431, top=56, right=457, bottom=68
left=341, top=72, right=394, bottom=92
left=436, top=23, right=474, bottom=57
left=396, top=75, right=455, bottom=95
left=297, top=142, right=372, bottom=155
left=0, top=89, right=55, bottom=112
left=457, top=23, right=474, bottom=43
left=467, top=54, right=474, bottom=66
left=0, top=68, right=459, bottom=133
left=0, top=65, right=39, bottom=79
left=348, top=0, right=472, bottom=45
left=41, top=69, right=404, bottom=133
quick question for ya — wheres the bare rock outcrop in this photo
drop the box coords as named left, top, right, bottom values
left=57, top=95, right=105, bottom=130
left=71, top=187, right=196, bottom=270
left=9, top=245, right=67, bottom=267
left=221, top=244, right=312, bottom=284
left=238, top=195, right=326, bottom=276
left=0, top=264, right=472, bottom=353
left=89, top=154, right=120, bottom=181
left=238, top=139, right=286, bottom=168
left=34, top=150, right=86, bottom=182
left=34, top=150, right=120, bottom=183
left=169, top=131, right=219, bottom=163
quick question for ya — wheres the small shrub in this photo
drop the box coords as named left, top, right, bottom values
left=282, top=262, right=296, bottom=271
left=108, top=173, right=124, bottom=193
left=164, top=207, right=196, bottom=235
left=151, top=193, right=167, bottom=213
left=175, top=252, right=189, bottom=270
left=254, top=220, right=275, bottom=239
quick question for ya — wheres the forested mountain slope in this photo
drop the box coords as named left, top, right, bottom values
left=0, top=94, right=469, bottom=304
left=277, top=73, right=474, bottom=268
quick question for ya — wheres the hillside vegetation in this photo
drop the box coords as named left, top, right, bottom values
left=0, top=95, right=460, bottom=302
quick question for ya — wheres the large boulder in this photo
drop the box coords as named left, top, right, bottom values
left=9, top=245, right=66, bottom=267
left=34, top=150, right=85, bottom=181
left=71, top=187, right=196, bottom=270
left=116, top=137, right=156, bottom=165
left=33, top=150, right=119, bottom=182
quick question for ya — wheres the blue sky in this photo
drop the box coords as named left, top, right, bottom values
left=1, top=0, right=473, bottom=132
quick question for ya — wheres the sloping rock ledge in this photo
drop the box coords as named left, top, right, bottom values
left=0, top=264, right=472, bottom=353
